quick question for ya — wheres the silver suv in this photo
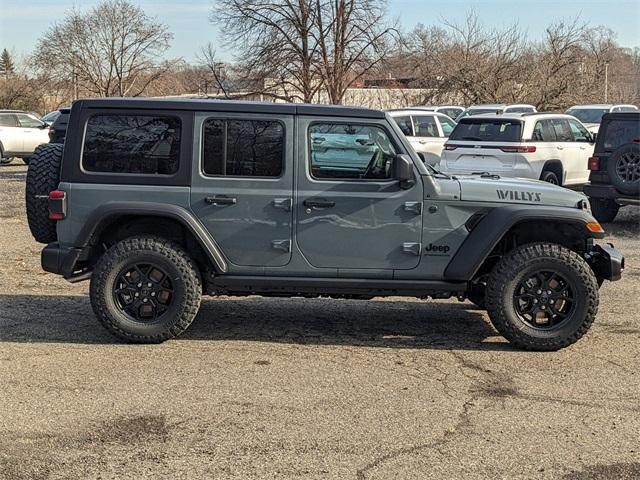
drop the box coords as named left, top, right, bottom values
left=0, top=110, right=50, bottom=165
left=24, top=98, right=623, bottom=350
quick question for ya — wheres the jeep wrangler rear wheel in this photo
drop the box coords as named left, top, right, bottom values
left=90, top=236, right=202, bottom=343
left=486, top=243, right=598, bottom=351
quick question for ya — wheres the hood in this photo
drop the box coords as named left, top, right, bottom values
left=456, top=174, right=586, bottom=208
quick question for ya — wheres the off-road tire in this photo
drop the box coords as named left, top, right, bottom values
left=486, top=243, right=599, bottom=351
left=606, top=143, right=640, bottom=195
left=90, top=236, right=202, bottom=343
left=588, top=197, right=620, bottom=223
left=25, top=143, right=63, bottom=243
left=540, top=170, right=560, bottom=185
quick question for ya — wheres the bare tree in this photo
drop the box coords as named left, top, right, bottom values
left=314, top=0, right=398, bottom=104
left=33, top=0, right=173, bottom=97
left=212, top=0, right=322, bottom=102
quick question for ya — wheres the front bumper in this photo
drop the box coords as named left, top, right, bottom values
left=586, top=243, right=624, bottom=282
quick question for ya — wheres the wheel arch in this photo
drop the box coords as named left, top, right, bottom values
left=443, top=205, right=601, bottom=282
left=540, top=160, right=564, bottom=184
left=76, top=203, right=228, bottom=274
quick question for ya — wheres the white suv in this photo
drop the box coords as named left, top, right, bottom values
left=440, top=113, right=595, bottom=186
left=565, top=104, right=638, bottom=134
left=387, top=109, right=457, bottom=165
left=0, top=110, right=50, bottom=165
left=410, top=105, right=465, bottom=120
left=455, top=104, right=537, bottom=122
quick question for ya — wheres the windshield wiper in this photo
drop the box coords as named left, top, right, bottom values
left=472, top=171, right=501, bottom=179
left=426, top=163, right=452, bottom=179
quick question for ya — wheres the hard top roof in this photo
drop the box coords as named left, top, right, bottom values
left=567, top=104, right=638, bottom=109
left=75, top=97, right=386, bottom=119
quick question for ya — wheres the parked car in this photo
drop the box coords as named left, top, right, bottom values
left=48, top=107, right=71, bottom=144
left=388, top=109, right=457, bottom=165
left=440, top=113, right=595, bottom=186
left=565, top=104, right=638, bottom=135
left=583, top=112, right=640, bottom=222
left=455, top=104, right=537, bottom=122
left=41, top=110, right=62, bottom=125
left=23, top=97, right=623, bottom=351
left=410, top=105, right=465, bottom=120
left=0, top=110, right=50, bottom=165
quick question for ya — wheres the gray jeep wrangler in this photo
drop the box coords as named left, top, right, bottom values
left=25, top=98, right=624, bottom=350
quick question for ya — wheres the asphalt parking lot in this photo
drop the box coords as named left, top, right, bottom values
left=0, top=162, right=639, bottom=479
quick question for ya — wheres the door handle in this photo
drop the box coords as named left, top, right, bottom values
left=402, top=242, right=422, bottom=256
left=273, top=198, right=292, bottom=211
left=205, top=196, right=237, bottom=206
left=303, top=199, right=335, bottom=209
left=404, top=201, right=422, bottom=214
left=556, top=146, right=564, bottom=150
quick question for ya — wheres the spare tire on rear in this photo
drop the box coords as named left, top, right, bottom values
left=26, top=143, right=63, bottom=244
left=606, top=143, right=640, bottom=196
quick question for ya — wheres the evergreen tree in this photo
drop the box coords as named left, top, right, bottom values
left=0, top=49, right=15, bottom=76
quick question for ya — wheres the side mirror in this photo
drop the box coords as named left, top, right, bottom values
left=393, top=154, right=415, bottom=189
left=40, top=123, right=49, bottom=129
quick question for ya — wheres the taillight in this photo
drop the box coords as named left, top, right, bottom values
left=500, top=145, right=536, bottom=153
left=48, top=190, right=66, bottom=220
left=588, top=156, right=600, bottom=171
left=444, top=144, right=459, bottom=151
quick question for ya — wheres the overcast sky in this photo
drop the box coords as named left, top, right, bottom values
left=1, top=0, right=639, bottom=63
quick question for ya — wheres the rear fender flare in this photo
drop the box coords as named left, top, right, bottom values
left=76, top=202, right=228, bottom=273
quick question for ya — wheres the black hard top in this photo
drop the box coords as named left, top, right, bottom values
left=75, top=97, right=386, bottom=119
left=601, top=111, right=640, bottom=121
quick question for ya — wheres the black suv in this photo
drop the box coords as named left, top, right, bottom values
left=584, top=112, right=640, bottom=222
left=48, top=107, right=71, bottom=144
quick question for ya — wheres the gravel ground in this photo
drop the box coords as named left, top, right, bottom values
left=1, top=162, right=639, bottom=480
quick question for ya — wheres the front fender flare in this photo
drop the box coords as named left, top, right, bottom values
left=443, top=204, right=601, bottom=281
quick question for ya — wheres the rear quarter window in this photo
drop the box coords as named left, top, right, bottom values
left=82, top=115, right=181, bottom=175
left=602, top=119, right=640, bottom=151
left=449, top=119, right=522, bottom=142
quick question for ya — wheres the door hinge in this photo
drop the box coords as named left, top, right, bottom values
left=273, top=198, right=292, bottom=211
left=403, top=201, right=422, bottom=214
left=271, top=239, right=291, bottom=252
left=402, top=242, right=422, bottom=256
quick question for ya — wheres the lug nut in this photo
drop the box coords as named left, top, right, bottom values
left=541, top=305, right=546, bottom=310
left=547, top=290, right=552, bottom=295
left=143, top=298, right=148, bottom=303
left=537, top=290, right=542, bottom=294
left=147, top=283, right=153, bottom=288
left=533, top=299, right=538, bottom=304
left=137, top=283, right=142, bottom=288
left=151, top=292, right=156, bottom=297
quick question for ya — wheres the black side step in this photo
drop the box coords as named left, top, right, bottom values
left=210, top=275, right=466, bottom=297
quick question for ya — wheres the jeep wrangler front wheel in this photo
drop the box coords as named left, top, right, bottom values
left=90, top=236, right=202, bottom=343
left=486, top=243, right=598, bottom=351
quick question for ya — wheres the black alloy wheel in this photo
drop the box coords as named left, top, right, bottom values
left=513, top=270, right=576, bottom=330
left=113, top=262, right=174, bottom=322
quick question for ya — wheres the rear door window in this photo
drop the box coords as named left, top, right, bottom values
left=550, top=119, right=573, bottom=142
left=16, top=114, right=44, bottom=128
left=532, top=120, right=556, bottom=142
left=82, top=115, right=181, bottom=175
left=202, top=119, right=284, bottom=177
left=412, top=115, right=439, bottom=137
left=448, top=119, right=522, bottom=142
left=0, top=114, right=17, bottom=127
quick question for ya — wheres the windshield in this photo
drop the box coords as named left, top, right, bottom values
left=566, top=108, right=609, bottom=124
left=449, top=118, right=522, bottom=142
